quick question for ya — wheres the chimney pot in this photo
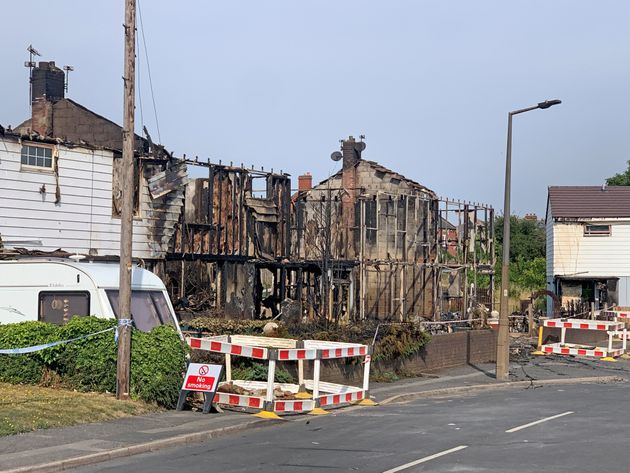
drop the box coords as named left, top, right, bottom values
left=298, top=173, right=312, bottom=192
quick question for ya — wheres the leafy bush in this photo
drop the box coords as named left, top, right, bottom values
left=0, top=321, right=59, bottom=384
left=56, top=318, right=118, bottom=392
left=130, top=325, right=188, bottom=408
left=0, top=355, right=44, bottom=384
left=0, top=318, right=187, bottom=407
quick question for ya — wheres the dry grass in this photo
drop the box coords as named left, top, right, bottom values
left=0, top=383, right=162, bottom=436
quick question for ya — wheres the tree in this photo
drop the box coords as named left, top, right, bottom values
left=606, top=160, right=630, bottom=186
left=512, top=256, right=546, bottom=291
left=494, top=215, right=545, bottom=264
left=493, top=215, right=547, bottom=292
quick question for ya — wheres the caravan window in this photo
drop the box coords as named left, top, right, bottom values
left=106, top=290, right=173, bottom=332
left=38, top=291, right=90, bottom=325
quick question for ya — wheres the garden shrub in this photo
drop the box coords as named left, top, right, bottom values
left=0, top=317, right=187, bottom=407
left=56, top=317, right=118, bottom=393
left=0, top=321, right=59, bottom=384
left=130, top=325, right=188, bottom=408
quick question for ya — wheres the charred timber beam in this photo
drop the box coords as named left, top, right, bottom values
left=165, top=253, right=250, bottom=262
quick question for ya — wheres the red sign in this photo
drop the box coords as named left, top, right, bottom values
left=182, top=363, right=221, bottom=393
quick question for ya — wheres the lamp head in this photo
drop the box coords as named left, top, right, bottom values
left=538, top=99, right=562, bottom=109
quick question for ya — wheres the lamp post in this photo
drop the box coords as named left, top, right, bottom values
left=496, top=99, right=561, bottom=382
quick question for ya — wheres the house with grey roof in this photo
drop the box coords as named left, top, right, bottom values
left=546, top=185, right=630, bottom=313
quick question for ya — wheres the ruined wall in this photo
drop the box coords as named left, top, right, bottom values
left=294, top=160, right=438, bottom=320
left=174, top=166, right=291, bottom=259
left=223, top=262, right=256, bottom=319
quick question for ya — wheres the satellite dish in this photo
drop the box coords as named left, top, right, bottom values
left=331, top=151, right=342, bottom=162
left=355, top=142, right=366, bottom=152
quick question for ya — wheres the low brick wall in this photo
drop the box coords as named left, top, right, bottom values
left=294, top=329, right=498, bottom=385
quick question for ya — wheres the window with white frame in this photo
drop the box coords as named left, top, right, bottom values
left=584, top=224, right=611, bottom=236
left=21, top=144, right=53, bottom=169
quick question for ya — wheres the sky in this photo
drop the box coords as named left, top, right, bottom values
left=1, top=1, right=629, bottom=216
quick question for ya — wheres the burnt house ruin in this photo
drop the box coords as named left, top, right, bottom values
left=165, top=162, right=292, bottom=319
left=169, top=137, right=495, bottom=322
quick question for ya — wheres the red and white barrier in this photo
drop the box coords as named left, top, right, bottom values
left=274, top=399, right=316, bottom=413
left=540, top=318, right=627, bottom=360
left=188, top=337, right=268, bottom=360
left=543, top=319, right=624, bottom=331
left=213, top=392, right=264, bottom=410
left=601, top=308, right=630, bottom=319
left=542, top=343, right=624, bottom=358
left=277, top=348, right=318, bottom=360
left=186, top=334, right=373, bottom=416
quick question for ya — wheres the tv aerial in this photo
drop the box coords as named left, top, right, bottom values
left=63, top=66, right=74, bottom=92
left=25, top=44, right=41, bottom=104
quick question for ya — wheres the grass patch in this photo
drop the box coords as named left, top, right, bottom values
left=0, top=383, right=161, bottom=436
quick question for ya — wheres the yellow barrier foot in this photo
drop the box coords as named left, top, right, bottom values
left=620, top=354, right=630, bottom=360
left=308, top=407, right=330, bottom=415
left=600, top=357, right=617, bottom=362
left=253, top=411, right=283, bottom=420
left=294, top=392, right=312, bottom=399
left=531, top=350, right=545, bottom=356
left=357, top=399, right=379, bottom=406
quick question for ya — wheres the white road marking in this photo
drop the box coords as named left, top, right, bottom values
left=381, top=445, right=468, bottom=473
left=505, top=411, right=574, bottom=433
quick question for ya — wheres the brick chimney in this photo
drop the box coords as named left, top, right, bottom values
left=30, top=61, right=65, bottom=137
left=31, top=98, right=54, bottom=136
left=298, top=173, right=312, bottom=192
left=340, top=136, right=365, bottom=257
left=342, top=136, right=361, bottom=170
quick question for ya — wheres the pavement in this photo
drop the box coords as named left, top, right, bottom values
left=2, top=347, right=630, bottom=473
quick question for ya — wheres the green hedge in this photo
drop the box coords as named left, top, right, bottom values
left=0, top=317, right=187, bottom=407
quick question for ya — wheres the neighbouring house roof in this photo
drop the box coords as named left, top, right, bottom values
left=15, top=98, right=149, bottom=153
left=439, top=217, right=456, bottom=230
left=548, top=186, right=630, bottom=219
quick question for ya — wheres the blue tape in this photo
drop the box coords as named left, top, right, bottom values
left=0, top=327, right=116, bottom=355
left=115, top=319, right=134, bottom=344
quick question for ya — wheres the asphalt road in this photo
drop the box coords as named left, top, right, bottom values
left=70, top=381, right=628, bottom=472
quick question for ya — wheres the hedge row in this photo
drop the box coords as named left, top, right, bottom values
left=0, top=317, right=187, bottom=407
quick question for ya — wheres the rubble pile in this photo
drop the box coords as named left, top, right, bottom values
left=217, top=381, right=305, bottom=400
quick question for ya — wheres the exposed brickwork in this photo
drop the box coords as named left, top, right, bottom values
left=30, top=98, right=53, bottom=137
left=295, top=330, right=497, bottom=384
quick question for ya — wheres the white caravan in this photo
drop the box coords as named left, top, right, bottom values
left=0, top=259, right=181, bottom=334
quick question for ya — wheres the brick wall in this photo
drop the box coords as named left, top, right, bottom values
left=293, top=329, right=498, bottom=385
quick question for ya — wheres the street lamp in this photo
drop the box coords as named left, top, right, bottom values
left=496, top=98, right=561, bottom=382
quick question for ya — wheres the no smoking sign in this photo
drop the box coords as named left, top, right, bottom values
left=182, top=363, right=222, bottom=392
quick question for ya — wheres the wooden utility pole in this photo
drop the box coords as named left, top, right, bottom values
left=116, top=0, right=136, bottom=400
